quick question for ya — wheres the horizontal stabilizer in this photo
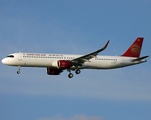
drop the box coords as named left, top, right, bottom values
left=131, top=56, right=149, bottom=62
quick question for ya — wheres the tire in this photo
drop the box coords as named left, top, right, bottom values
left=68, top=73, right=73, bottom=78
left=75, top=69, right=81, bottom=74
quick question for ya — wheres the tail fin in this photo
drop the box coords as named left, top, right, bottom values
left=121, top=37, right=144, bottom=58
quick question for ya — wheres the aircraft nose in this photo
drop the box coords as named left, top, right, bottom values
left=2, top=58, right=8, bottom=64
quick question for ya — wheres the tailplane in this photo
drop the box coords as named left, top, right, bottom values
left=121, top=37, right=144, bottom=58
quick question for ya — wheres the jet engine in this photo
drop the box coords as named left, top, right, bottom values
left=46, top=67, right=63, bottom=75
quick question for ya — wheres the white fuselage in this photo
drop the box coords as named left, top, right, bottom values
left=2, top=53, right=147, bottom=69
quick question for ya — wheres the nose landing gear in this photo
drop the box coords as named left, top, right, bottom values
left=17, top=66, right=21, bottom=74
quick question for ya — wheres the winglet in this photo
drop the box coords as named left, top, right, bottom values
left=104, top=40, right=110, bottom=49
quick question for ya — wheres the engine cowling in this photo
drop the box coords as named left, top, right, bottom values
left=52, top=60, right=72, bottom=69
left=47, top=67, right=63, bottom=75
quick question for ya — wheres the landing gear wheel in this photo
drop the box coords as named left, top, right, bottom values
left=68, top=73, right=73, bottom=78
left=75, top=69, right=81, bottom=74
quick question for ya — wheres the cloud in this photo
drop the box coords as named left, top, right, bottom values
left=37, top=114, right=104, bottom=120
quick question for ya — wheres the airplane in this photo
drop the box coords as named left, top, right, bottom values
left=1, top=37, right=149, bottom=78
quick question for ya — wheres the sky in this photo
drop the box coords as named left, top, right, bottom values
left=0, top=0, right=151, bottom=120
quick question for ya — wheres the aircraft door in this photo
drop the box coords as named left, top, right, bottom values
left=18, top=53, right=26, bottom=65
left=18, top=53, right=22, bottom=61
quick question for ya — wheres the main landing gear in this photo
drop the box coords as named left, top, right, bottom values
left=17, top=66, right=21, bottom=74
left=68, top=73, right=73, bottom=78
left=67, top=69, right=81, bottom=78
left=75, top=69, right=81, bottom=74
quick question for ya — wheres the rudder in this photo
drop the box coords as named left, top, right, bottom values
left=121, top=37, right=144, bottom=58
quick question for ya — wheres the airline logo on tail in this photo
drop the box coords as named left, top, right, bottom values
left=131, top=43, right=141, bottom=55
left=122, top=38, right=143, bottom=58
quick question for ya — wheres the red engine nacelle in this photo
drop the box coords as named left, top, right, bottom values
left=52, top=60, right=72, bottom=69
left=58, top=60, right=72, bottom=69
left=47, top=67, right=63, bottom=75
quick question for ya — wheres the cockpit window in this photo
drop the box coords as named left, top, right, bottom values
left=7, top=55, right=14, bottom=58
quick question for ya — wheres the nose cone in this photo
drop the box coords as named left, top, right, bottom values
left=2, top=58, right=6, bottom=64
left=2, top=58, right=9, bottom=65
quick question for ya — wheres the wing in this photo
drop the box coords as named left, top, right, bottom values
left=71, top=40, right=110, bottom=65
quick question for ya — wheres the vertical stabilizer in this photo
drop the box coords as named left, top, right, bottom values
left=121, top=37, right=144, bottom=58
